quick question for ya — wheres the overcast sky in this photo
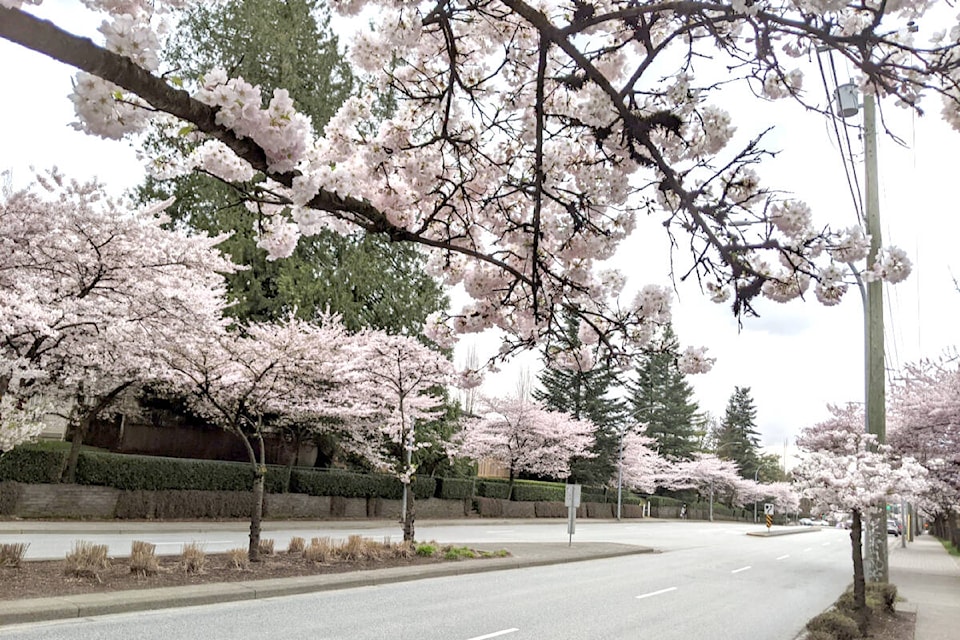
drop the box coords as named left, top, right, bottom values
left=3, top=2, right=958, bottom=464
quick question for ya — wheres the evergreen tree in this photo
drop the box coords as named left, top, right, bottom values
left=137, top=0, right=445, bottom=332
left=627, top=326, right=701, bottom=461
left=715, top=386, right=762, bottom=477
left=534, top=317, right=627, bottom=484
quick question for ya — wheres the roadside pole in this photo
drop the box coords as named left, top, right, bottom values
left=565, top=484, right=581, bottom=547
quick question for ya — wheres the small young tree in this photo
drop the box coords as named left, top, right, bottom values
left=348, top=332, right=455, bottom=541
left=794, top=404, right=928, bottom=634
left=457, top=395, right=595, bottom=497
left=660, top=454, right=744, bottom=521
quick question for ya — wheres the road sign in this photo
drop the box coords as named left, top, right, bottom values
left=766, top=514, right=773, bottom=529
left=565, top=484, right=582, bottom=508
left=764, top=503, right=774, bottom=516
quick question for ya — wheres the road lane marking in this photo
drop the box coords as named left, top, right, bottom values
left=636, top=587, right=678, bottom=600
left=731, top=566, right=752, bottom=574
left=803, top=547, right=813, bottom=552
left=776, top=554, right=790, bottom=560
left=822, top=542, right=831, bottom=546
left=467, top=629, right=519, bottom=640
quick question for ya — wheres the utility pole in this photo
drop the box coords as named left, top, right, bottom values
left=862, top=91, right=889, bottom=583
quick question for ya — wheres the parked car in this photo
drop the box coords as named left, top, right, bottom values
left=799, top=517, right=813, bottom=526
left=887, top=519, right=902, bottom=536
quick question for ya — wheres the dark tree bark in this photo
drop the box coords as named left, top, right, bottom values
left=849, top=508, right=870, bottom=635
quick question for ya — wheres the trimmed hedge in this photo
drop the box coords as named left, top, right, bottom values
left=475, top=478, right=511, bottom=499
left=0, top=481, right=23, bottom=515
left=511, top=481, right=565, bottom=502
left=436, top=477, right=474, bottom=500
left=0, top=447, right=66, bottom=484
left=291, top=469, right=435, bottom=500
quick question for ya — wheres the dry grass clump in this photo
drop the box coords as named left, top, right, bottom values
left=340, top=535, right=380, bottom=561
left=179, top=542, right=206, bottom=574
left=129, top=540, right=159, bottom=576
left=64, top=541, right=110, bottom=579
left=287, top=536, right=306, bottom=554
left=304, top=537, right=336, bottom=563
left=227, top=547, right=249, bottom=570
left=258, top=538, right=275, bottom=556
left=0, top=542, right=29, bottom=568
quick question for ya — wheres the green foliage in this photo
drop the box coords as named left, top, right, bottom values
left=535, top=314, right=629, bottom=484
left=115, top=490, right=253, bottom=519
left=715, top=386, right=762, bottom=477
left=0, top=482, right=22, bottom=515
left=474, top=479, right=511, bottom=499
left=291, top=469, right=435, bottom=500
left=414, top=543, right=437, bottom=557
left=511, top=480, right=566, bottom=502
left=443, top=545, right=477, bottom=560
left=74, top=452, right=286, bottom=492
left=805, top=611, right=860, bottom=640
left=628, top=325, right=703, bottom=461
left=0, top=445, right=66, bottom=484
left=436, top=477, right=474, bottom=500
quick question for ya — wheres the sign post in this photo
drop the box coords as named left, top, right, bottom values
left=565, top=484, right=582, bottom=546
left=764, top=503, right=774, bottom=530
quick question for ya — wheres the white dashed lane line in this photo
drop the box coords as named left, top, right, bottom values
left=776, top=554, right=790, bottom=560
left=731, top=566, right=751, bottom=574
left=636, top=587, right=678, bottom=600
left=466, top=628, right=519, bottom=640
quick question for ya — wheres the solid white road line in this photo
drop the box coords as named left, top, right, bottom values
left=803, top=547, right=813, bottom=553
left=466, top=629, right=519, bottom=640
left=776, top=554, right=790, bottom=560
left=731, top=566, right=752, bottom=574
left=636, top=587, right=678, bottom=600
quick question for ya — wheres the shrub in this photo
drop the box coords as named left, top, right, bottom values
left=291, top=469, right=436, bottom=500
left=0, top=446, right=66, bottom=484
left=442, top=545, right=477, bottom=560
left=287, top=536, right=306, bottom=554
left=179, top=542, right=206, bottom=573
left=0, top=482, right=23, bottom=516
left=867, top=582, right=898, bottom=613
left=129, top=540, right=158, bottom=576
left=806, top=611, right=860, bottom=640
left=386, top=540, right=415, bottom=559
left=511, top=480, right=565, bottom=502
left=304, top=537, right=335, bottom=563
left=64, top=541, right=109, bottom=578
left=436, top=477, right=474, bottom=500
left=0, top=542, right=29, bottom=567
left=475, top=479, right=511, bottom=499
left=227, top=547, right=249, bottom=570
left=258, top=538, right=275, bottom=556
left=415, top=543, right=438, bottom=557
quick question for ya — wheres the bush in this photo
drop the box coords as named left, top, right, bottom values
left=475, top=479, right=511, bottom=499
left=304, top=537, right=335, bottom=563
left=291, top=469, right=435, bottom=500
left=806, top=611, right=860, bottom=640
left=511, top=480, right=565, bottom=502
left=65, top=540, right=109, bottom=578
left=0, top=481, right=23, bottom=515
left=0, top=446, right=66, bottom=484
left=415, top=543, right=437, bottom=557
left=0, top=542, right=29, bottom=567
left=443, top=545, right=477, bottom=560
left=436, top=477, right=474, bottom=500
left=867, top=582, right=898, bottom=613
left=129, top=540, right=158, bottom=576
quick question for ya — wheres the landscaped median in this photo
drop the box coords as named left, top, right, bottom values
left=0, top=541, right=652, bottom=626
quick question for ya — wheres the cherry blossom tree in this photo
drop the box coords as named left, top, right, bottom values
left=457, top=395, right=595, bottom=496
left=1, top=0, right=939, bottom=371
left=0, top=173, right=234, bottom=475
left=889, top=359, right=960, bottom=540
left=618, top=431, right=664, bottom=494
left=660, top=453, right=744, bottom=521
left=346, top=332, right=456, bottom=541
left=158, top=314, right=361, bottom=561
left=794, top=403, right=928, bottom=633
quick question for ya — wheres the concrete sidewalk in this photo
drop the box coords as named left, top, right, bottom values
left=890, top=534, right=960, bottom=640
left=0, top=541, right=652, bottom=627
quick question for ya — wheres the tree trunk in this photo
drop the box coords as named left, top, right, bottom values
left=850, top=509, right=869, bottom=635
left=61, top=415, right=88, bottom=484
left=402, top=486, right=416, bottom=542
left=247, top=434, right=266, bottom=563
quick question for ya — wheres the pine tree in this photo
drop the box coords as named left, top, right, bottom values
left=627, top=325, right=701, bottom=461
left=715, top=386, right=762, bottom=477
left=534, top=318, right=627, bottom=485
left=136, top=0, right=446, bottom=333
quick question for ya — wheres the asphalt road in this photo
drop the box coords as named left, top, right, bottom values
left=0, top=522, right=854, bottom=639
